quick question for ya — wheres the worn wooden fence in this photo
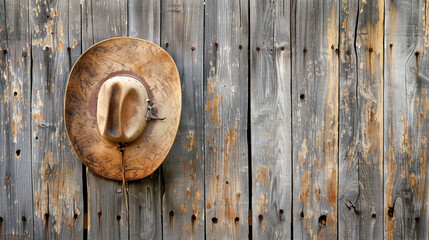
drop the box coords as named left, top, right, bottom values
left=0, top=0, right=428, bottom=239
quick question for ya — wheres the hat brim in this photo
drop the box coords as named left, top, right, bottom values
left=65, top=37, right=181, bottom=181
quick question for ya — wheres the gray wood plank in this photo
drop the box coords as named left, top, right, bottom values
left=127, top=0, right=162, bottom=239
left=0, top=0, right=33, bottom=238
left=160, top=1, right=205, bottom=239
left=250, top=0, right=292, bottom=239
left=291, top=0, right=339, bottom=238
left=338, top=0, right=384, bottom=239
left=30, top=0, right=83, bottom=239
left=81, top=0, right=129, bottom=239
left=204, top=0, right=249, bottom=239
left=384, top=0, right=429, bottom=239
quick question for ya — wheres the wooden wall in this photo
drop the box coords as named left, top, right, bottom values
left=0, top=0, right=428, bottom=239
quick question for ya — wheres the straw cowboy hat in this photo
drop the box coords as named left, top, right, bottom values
left=65, top=37, right=181, bottom=181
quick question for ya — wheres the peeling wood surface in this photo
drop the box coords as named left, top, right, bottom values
left=250, top=0, right=291, bottom=239
left=128, top=0, right=162, bottom=239
left=30, top=0, right=83, bottom=239
left=1, top=0, right=429, bottom=239
left=161, top=0, right=205, bottom=239
left=384, top=0, right=429, bottom=239
left=292, top=0, right=339, bottom=239
left=204, top=0, right=249, bottom=239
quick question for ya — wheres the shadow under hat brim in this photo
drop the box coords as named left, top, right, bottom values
left=65, top=37, right=181, bottom=181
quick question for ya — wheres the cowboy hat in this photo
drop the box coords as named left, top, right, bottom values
left=65, top=37, right=181, bottom=181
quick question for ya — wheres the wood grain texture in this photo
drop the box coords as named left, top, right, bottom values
left=30, top=0, right=83, bottom=239
left=0, top=0, right=33, bottom=238
left=250, top=0, right=291, bottom=238
left=161, top=0, right=205, bottom=239
left=291, top=0, right=339, bottom=238
left=204, top=0, right=249, bottom=239
left=127, top=0, right=162, bottom=239
left=81, top=0, right=128, bottom=239
left=384, top=0, right=429, bottom=239
left=339, top=0, right=384, bottom=239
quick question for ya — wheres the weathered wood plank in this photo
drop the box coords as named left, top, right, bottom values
left=30, top=0, right=83, bottom=239
left=160, top=1, right=205, bottom=239
left=127, top=1, right=162, bottom=238
left=204, top=0, right=249, bottom=239
left=0, top=0, right=33, bottom=238
left=338, top=0, right=384, bottom=239
left=384, top=0, right=429, bottom=239
left=81, top=0, right=129, bottom=239
left=291, top=0, right=339, bottom=238
left=250, top=0, right=291, bottom=238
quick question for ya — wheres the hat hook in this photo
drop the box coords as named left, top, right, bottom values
left=145, top=98, right=166, bottom=121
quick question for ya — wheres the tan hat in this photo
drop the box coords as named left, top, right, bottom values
left=65, top=37, right=181, bottom=181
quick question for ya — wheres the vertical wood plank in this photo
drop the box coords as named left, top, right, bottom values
left=250, top=0, right=291, bottom=238
left=0, top=0, right=33, bottom=238
left=204, top=0, right=249, bottom=239
left=127, top=0, right=163, bottom=239
left=384, top=0, right=428, bottom=239
left=30, top=0, right=83, bottom=239
left=291, top=0, right=339, bottom=238
left=81, top=0, right=129, bottom=239
left=339, top=0, right=384, bottom=239
left=161, top=0, right=205, bottom=239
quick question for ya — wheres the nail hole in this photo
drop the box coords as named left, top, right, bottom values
left=74, top=213, right=78, bottom=219
left=44, top=213, right=49, bottom=220
left=45, top=47, right=50, bottom=51
left=239, top=45, right=243, bottom=50
left=346, top=50, right=351, bottom=55
left=35, top=136, right=38, bottom=140
left=191, top=47, right=195, bottom=51
left=116, top=215, right=121, bottom=221
left=67, top=47, right=71, bottom=52
left=331, top=45, right=334, bottom=49
left=389, top=44, right=393, bottom=48
left=256, top=47, right=260, bottom=52
left=0, top=216, right=3, bottom=222
left=3, top=49, right=7, bottom=54
left=388, top=206, right=394, bottom=217
left=225, top=181, right=229, bottom=184
left=300, top=211, right=304, bottom=218
left=47, top=15, right=50, bottom=18
left=415, top=51, right=420, bottom=57
left=335, top=48, right=339, bottom=54
left=279, top=209, right=284, bottom=215
left=98, top=212, right=102, bottom=217
left=211, top=217, right=218, bottom=224
left=13, top=91, right=17, bottom=96
left=22, top=216, right=26, bottom=222
left=300, top=93, right=305, bottom=100
left=214, top=42, right=219, bottom=48
left=258, top=214, right=263, bottom=221
left=16, top=150, right=21, bottom=157
left=280, top=46, right=285, bottom=51
left=191, top=215, right=196, bottom=221
left=369, top=48, right=373, bottom=52
left=318, top=215, right=327, bottom=225
left=371, top=213, right=376, bottom=218
left=415, top=217, right=420, bottom=222
left=303, top=48, right=307, bottom=53
left=354, top=210, right=359, bottom=215
left=169, top=211, right=174, bottom=217
left=22, top=51, right=27, bottom=57
left=165, top=42, right=169, bottom=48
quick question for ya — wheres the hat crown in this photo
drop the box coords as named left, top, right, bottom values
left=97, top=76, right=149, bottom=143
